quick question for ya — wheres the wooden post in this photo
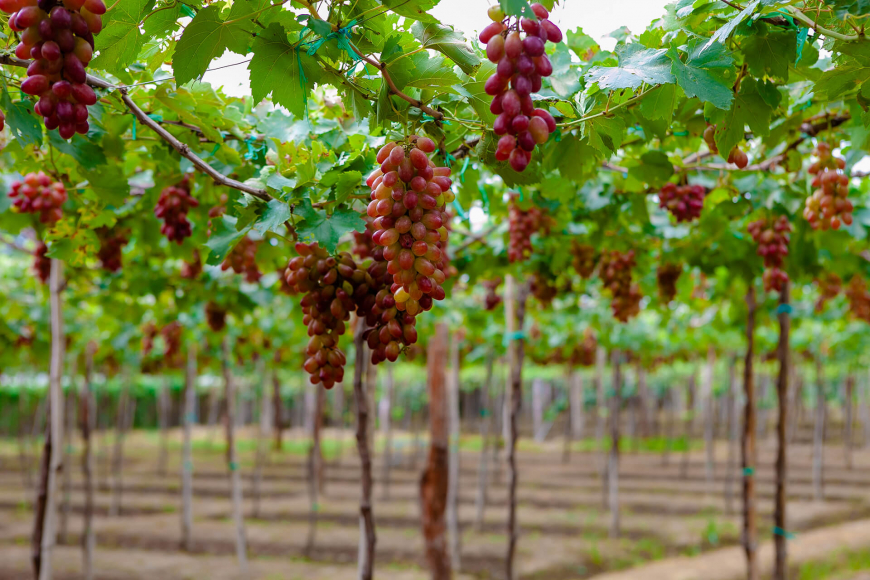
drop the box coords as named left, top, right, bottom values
left=381, top=365, right=395, bottom=500
left=110, top=372, right=130, bottom=518
left=681, top=369, right=696, bottom=479
left=703, top=346, right=716, bottom=489
left=181, top=342, right=196, bottom=551
left=505, top=275, right=529, bottom=580
left=844, top=374, right=854, bottom=470
left=59, top=363, right=76, bottom=545
left=609, top=349, right=621, bottom=539
left=813, top=357, right=825, bottom=501
left=773, top=282, right=790, bottom=580
left=221, top=337, right=248, bottom=571
left=80, top=342, right=95, bottom=579
left=304, top=384, right=324, bottom=555
left=725, top=354, right=739, bottom=516
left=272, top=364, right=284, bottom=451
left=447, top=330, right=461, bottom=572
left=474, top=350, right=495, bottom=530
left=352, top=321, right=376, bottom=580
left=420, top=322, right=450, bottom=579
left=158, top=376, right=170, bottom=476
left=252, top=357, right=271, bottom=518
left=742, top=286, right=759, bottom=580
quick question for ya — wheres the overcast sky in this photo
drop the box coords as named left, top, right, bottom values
left=200, top=0, right=674, bottom=97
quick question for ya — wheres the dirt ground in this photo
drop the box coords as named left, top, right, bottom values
left=3, top=426, right=870, bottom=580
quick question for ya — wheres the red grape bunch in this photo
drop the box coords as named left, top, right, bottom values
left=96, top=227, right=127, bottom=272
left=366, top=135, right=452, bottom=316
left=815, top=273, right=841, bottom=313
left=285, top=242, right=365, bottom=388
left=659, top=182, right=706, bottom=222
left=846, top=275, right=870, bottom=323
left=803, top=142, right=852, bottom=230
left=180, top=249, right=202, bottom=279
left=33, top=241, right=51, bottom=283
left=482, top=2, right=560, bottom=172
left=483, top=277, right=503, bottom=310
left=8, top=171, right=67, bottom=224
left=747, top=216, right=791, bottom=292
left=360, top=262, right=420, bottom=365
left=656, top=262, right=682, bottom=304
left=571, top=242, right=597, bottom=279
left=508, top=199, right=544, bottom=262
left=221, top=236, right=262, bottom=283
left=703, top=124, right=748, bottom=168
left=5, top=0, right=104, bottom=138
left=600, top=250, right=642, bottom=322
left=530, top=271, right=558, bottom=305
left=205, top=301, right=227, bottom=332
left=154, top=175, right=198, bottom=243
left=161, top=321, right=183, bottom=368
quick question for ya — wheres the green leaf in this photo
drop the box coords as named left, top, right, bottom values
left=205, top=215, right=250, bottom=265
left=388, top=51, right=460, bottom=92
left=333, top=171, right=362, bottom=205
left=742, top=28, right=796, bottom=80
left=0, top=91, right=42, bottom=149
left=91, top=0, right=154, bottom=75
left=499, top=0, right=536, bottom=18
left=814, top=63, right=870, bottom=101
left=82, top=164, right=129, bottom=206
left=704, top=0, right=760, bottom=50
left=582, top=115, right=626, bottom=156
left=172, top=5, right=251, bottom=86
left=249, top=24, right=312, bottom=118
left=381, top=0, right=438, bottom=22
left=638, top=83, right=677, bottom=120
left=48, top=132, right=107, bottom=169
left=411, top=21, right=480, bottom=76
left=628, top=150, right=674, bottom=187
left=253, top=199, right=292, bottom=235
left=668, top=40, right=735, bottom=110
left=142, top=2, right=182, bottom=37
left=566, top=27, right=599, bottom=60
left=295, top=200, right=365, bottom=252
left=456, top=63, right=497, bottom=125
left=585, top=44, right=675, bottom=90
left=712, top=78, right=774, bottom=160
left=546, top=135, right=599, bottom=181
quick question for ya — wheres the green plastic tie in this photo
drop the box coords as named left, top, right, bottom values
left=229, top=461, right=238, bottom=471
left=480, top=408, right=490, bottom=417
left=673, top=130, right=689, bottom=137
left=312, top=502, right=320, bottom=512
left=243, top=136, right=264, bottom=160
left=296, top=48, right=310, bottom=118
left=210, top=143, right=220, bottom=156
left=186, top=412, right=197, bottom=422
left=795, top=27, right=809, bottom=64
left=772, top=11, right=798, bottom=30
left=517, top=186, right=525, bottom=202
left=502, top=330, right=527, bottom=347
left=132, top=117, right=136, bottom=140
left=452, top=199, right=468, bottom=220
left=459, top=156, right=470, bottom=183
left=438, top=149, right=456, bottom=168
left=184, top=460, right=193, bottom=471
left=773, top=526, right=796, bottom=540
left=743, top=466, right=754, bottom=476
left=776, top=303, right=793, bottom=315
left=478, top=184, right=489, bottom=209
left=180, top=3, right=196, bottom=18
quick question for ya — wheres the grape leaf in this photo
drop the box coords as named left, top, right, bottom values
left=48, top=132, right=107, bottom=169
left=381, top=0, right=438, bottom=22
left=295, top=200, right=365, bottom=252
left=582, top=115, right=626, bottom=156
left=638, top=83, right=677, bottom=120
left=0, top=90, right=42, bottom=149
left=172, top=5, right=251, bottom=86
left=333, top=171, right=363, bottom=205
left=668, top=40, right=735, bottom=110
left=586, top=44, right=675, bottom=90
left=456, top=62, right=497, bottom=125
left=814, top=63, right=870, bottom=101
left=628, top=150, right=674, bottom=187
left=703, top=0, right=760, bottom=51
left=742, top=29, right=796, bottom=80
left=253, top=199, right=292, bottom=235
left=205, top=215, right=250, bottom=265
left=91, top=0, right=154, bottom=75
left=499, top=0, right=536, bottom=19
left=566, top=27, right=599, bottom=61
left=249, top=24, right=313, bottom=118
left=142, top=2, right=182, bottom=37
left=411, top=21, right=481, bottom=76
left=387, top=51, right=460, bottom=92
left=82, top=164, right=130, bottom=206
left=711, top=78, right=774, bottom=161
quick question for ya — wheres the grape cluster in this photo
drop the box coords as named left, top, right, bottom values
left=659, top=183, right=706, bottom=222
left=96, top=227, right=127, bottom=272
left=5, top=0, right=104, bottom=138
left=205, top=301, right=227, bottom=332
left=571, top=242, right=597, bottom=279
left=815, top=273, right=841, bottom=313
left=0, top=109, right=5, bottom=131
left=33, top=241, right=51, bottom=283
left=154, top=176, right=198, bottom=243
left=747, top=216, right=791, bottom=292
left=481, top=2, right=560, bottom=172
left=804, top=142, right=852, bottom=230
left=483, top=277, right=502, bottom=310
left=8, top=171, right=67, bottom=224
left=161, top=321, right=183, bottom=368
left=141, top=322, right=157, bottom=356
left=600, top=250, right=641, bottom=322
left=656, top=263, right=682, bottom=304
left=530, top=271, right=557, bottom=305
left=285, top=242, right=362, bottom=389
left=351, top=215, right=376, bottom=260
left=508, top=199, right=544, bottom=262
left=366, top=136, right=452, bottom=316
left=703, top=125, right=748, bottom=168
left=221, top=236, right=261, bottom=283
left=359, top=258, right=420, bottom=365
left=180, top=249, right=202, bottom=279
left=846, top=275, right=870, bottom=323
left=576, top=328, right=597, bottom=367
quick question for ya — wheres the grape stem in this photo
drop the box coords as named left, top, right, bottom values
left=558, top=85, right=661, bottom=129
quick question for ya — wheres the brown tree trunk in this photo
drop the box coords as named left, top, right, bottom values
left=475, top=350, right=495, bottom=530
left=305, top=385, right=324, bottom=555
left=381, top=365, right=395, bottom=500
left=742, top=285, right=759, bottom=580
left=813, top=358, right=825, bottom=501
left=773, top=282, right=790, bottom=580
left=221, top=338, right=248, bottom=571
left=158, top=377, right=170, bottom=476
left=420, top=322, right=450, bottom=579
left=505, top=275, right=529, bottom=580
left=703, top=347, right=716, bottom=489
left=110, top=380, right=130, bottom=518
left=59, top=368, right=76, bottom=545
left=844, top=374, right=854, bottom=470
left=681, top=370, right=696, bottom=479
left=272, top=366, right=283, bottom=451
left=352, top=321, right=376, bottom=580
left=252, top=358, right=270, bottom=519
left=447, top=331, right=461, bottom=572
left=725, top=354, right=739, bottom=516
left=80, top=342, right=95, bottom=580
left=181, top=342, right=196, bottom=552
left=609, top=350, right=622, bottom=538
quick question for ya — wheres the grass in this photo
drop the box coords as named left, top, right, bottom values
left=794, top=547, right=870, bottom=580
left=566, top=436, right=704, bottom=454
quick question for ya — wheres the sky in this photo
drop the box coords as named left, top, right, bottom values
left=200, top=0, right=674, bottom=97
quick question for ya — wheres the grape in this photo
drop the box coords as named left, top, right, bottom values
left=33, top=241, right=51, bottom=284
left=96, top=227, right=127, bottom=272
left=656, top=263, right=682, bottom=304
left=804, top=142, right=853, bottom=231
left=814, top=273, right=841, bottom=313
left=180, top=249, right=202, bottom=279
left=221, top=236, right=262, bottom=283
left=846, top=275, right=870, bottom=323
left=727, top=147, right=749, bottom=169
left=154, top=175, right=198, bottom=243
left=600, top=250, right=641, bottom=322
left=1, top=0, right=105, bottom=138
left=482, top=277, right=502, bottom=310
left=487, top=4, right=505, bottom=21
left=747, top=216, right=791, bottom=293
left=659, top=182, right=707, bottom=223
left=205, top=301, right=227, bottom=332
left=161, top=321, right=183, bottom=368
left=8, top=171, right=67, bottom=224
left=570, top=242, right=597, bottom=279
left=507, top=197, right=546, bottom=262
left=479, top=2, right=561, bottom=171
left=530, top=271, right=558, bottom=304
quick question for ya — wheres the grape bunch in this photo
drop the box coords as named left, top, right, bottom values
left=703, top=124, right=748, bottom=168
left=96, top=227, right=127, bottom=272
left=804, top=142, right=852, bottom=230
left=161, top=321, right=183, bottom=368
left=221, top=236, right=261, bottom=283
left=5, top=0, right=104, bottom=138
left=180, top=249, right=202, bottom=279
left=358, top=256, right=421, bottom=365
left=366, top=136, right=453, bottom=316
left=483, top=277, right=503, bottom=310
left=285, top=242, right=363, bottom=388
left=659, top=182, right=706, bottom=222
left=846, top=275, right=870, bottom=323
left=0, top=109, right=5, bottom=131
left=600, top=250, right=642, bottom=322
left=815, top=273, right=842, bottom=313
left=508, top=199, right=544, bottom=262
left=747, top=216, right=791, bottom=293
left=571, top=242, right=597, bottom=279
left=530, top=271, right=557, bottom=304
left=33, top=241, right=51, bottom=283
left=154, top=176, right=198, bottom=243
left=205, top=301, right=227, bottom=332
left=576, top=328, right=597, bottom=367
left=8, top=171, right=67, bottom=224
left=141, top=322, right=157, bottom=356
left=656, top=263, right=682, bottom=304
left=481, top=2, right=560, bottom=172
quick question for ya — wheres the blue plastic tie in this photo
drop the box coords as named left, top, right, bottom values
left=452, top=199, right=468, bottom=220
left=776, top=303, right=793, bottom=315
left=502, top=330, right=527, bottom=347
left=459, top=156, right=470, bottom=183
left=477, top=184, right=489, bottom=209
left=132, top=118, right=136, bottom=140
left=773, top=526, right=796, bottom=540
